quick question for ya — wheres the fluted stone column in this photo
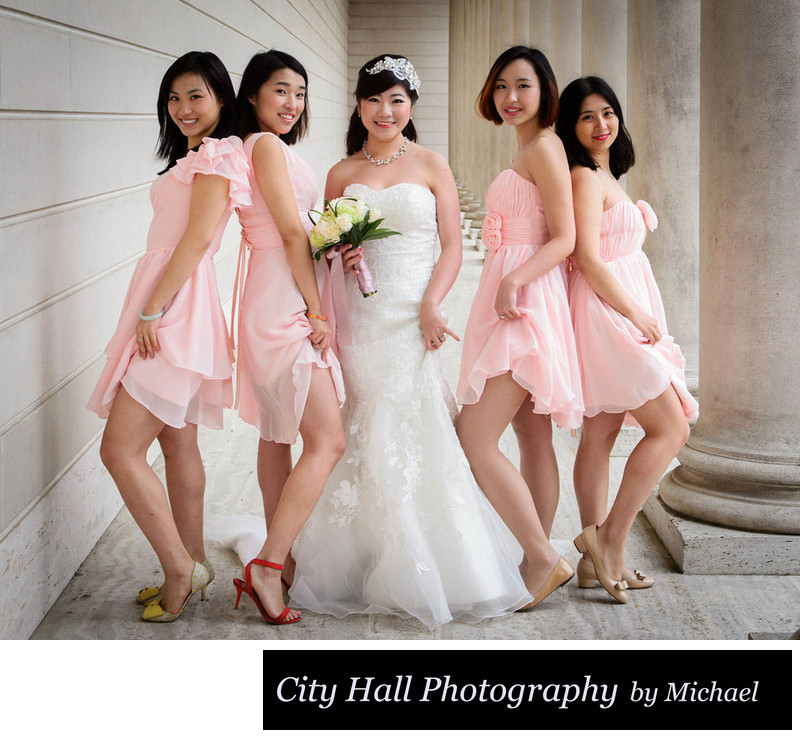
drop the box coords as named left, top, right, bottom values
left=449, top=0, right=465, bottom=182
left=625, top=0, right=700, bottom=393
left=648, top=0, right=800, bottom=574
left=581, top=0, right=626, bottom=111
left=449, top=0, right=562, bottom=207
left=550, top=0, right=581, bottom=87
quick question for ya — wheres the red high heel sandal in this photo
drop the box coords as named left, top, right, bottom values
left=233, top=559, right=301, bottom=625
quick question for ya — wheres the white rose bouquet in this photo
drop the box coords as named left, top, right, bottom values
left=309, top=196, right=400, bottom=297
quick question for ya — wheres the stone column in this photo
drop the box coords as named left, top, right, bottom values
left=625, top=0, right=700, bottom=393
left=550, top=0, right=581, bottom=87
left=647, top=0, right=800, bottom=574
left=581, top=0, right=626, bottom=111
left=448, top=0, right=464, bottom=181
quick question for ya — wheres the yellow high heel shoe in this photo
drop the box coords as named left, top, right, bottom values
left=137, top=559, right=215, bottom=605
left=142, top=562, right=210, bottom=623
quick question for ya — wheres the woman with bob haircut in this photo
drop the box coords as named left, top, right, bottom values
left=289, top=54, right=531, bottom=629
left=456, top=45, right=584, bottom=609
left=229, top=50, right=345, bottom=626
left=556, top=76, right=697, bottom=603
left=87, top=51, right=251, bottom=621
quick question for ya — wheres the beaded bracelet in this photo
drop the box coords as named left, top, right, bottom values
left=139, top=309, right=165, bottom=321
left=306, top=312, right=328, bottom=322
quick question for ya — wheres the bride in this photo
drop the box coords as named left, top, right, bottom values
left=290, top=55, right=532, bottom=628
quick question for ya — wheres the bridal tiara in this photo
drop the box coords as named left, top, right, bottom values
left=365, top=56, right=421, bottom=92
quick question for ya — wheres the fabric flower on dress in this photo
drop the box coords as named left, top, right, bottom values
left=481, top=212, right=503, bottom=251
left=636, top=201, right=658, bottom=232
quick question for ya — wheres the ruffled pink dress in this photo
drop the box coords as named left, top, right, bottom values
left=457, top=169, right=584, bottom=428
left=568, top=199, right=698, bottom=426
left=87, top=136, right=251, bottom=429
left=233, top=132, right=344, bottom=443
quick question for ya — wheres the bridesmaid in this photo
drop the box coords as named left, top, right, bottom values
left=231, top=50, right=345, bottom=625
left=456, top=46, right=583, bottom=608
left=87, top=51, right=250, bottom=621
left=556, top=76, right=697, bottom=603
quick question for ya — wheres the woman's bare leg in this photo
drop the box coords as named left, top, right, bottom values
left=157, top=423, right=207, bottom=563
left=573, top=411, right=625, bottom=529
left=511, top=401, right=560, bottom=538
left=100, top=387, right=195, bottom=613
left=257, top=439, right=293, bottom=581
left=249, top=366, right=346, bottom=620
left=457, top=373, right=561, bottom=597
left=594, top=388, right=690, bottom=581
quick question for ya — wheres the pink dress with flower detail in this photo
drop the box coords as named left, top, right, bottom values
left=568, top=199, right=698, bottom=426
left=233, top=132, right=344, bottom=443
left=87, top=136, right=251, bottom=429
left=456, top=168, right=584, bottom=429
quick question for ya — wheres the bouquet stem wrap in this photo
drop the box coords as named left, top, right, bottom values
left=351, top=249, right=377, bottom=297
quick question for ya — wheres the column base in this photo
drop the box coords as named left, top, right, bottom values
left=747, top=632, right=798, bottom=640
left=643, top=490, right=800, bottom=574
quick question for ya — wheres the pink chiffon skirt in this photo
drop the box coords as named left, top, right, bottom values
left=457, top=244, right=584, bottom=429
left=569, top=252, right=698, bottom=426
left=87, top=247, right=233, bottom=429
left=235, top=247, right=344, bottom=443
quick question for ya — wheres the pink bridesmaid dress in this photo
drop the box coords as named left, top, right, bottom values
left=233, top=132, right=344, bottom=443
left=87, top=136, right=251, bottom=429
left=457, top=168, right=584, bottom=428
left=568, top=199, right=698, bottom=426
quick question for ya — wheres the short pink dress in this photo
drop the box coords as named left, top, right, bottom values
left=233, top=132, right=344, bottom=443
left=568, top=199, right=699, bottom=426
left=87, top=136, right=251, bottom=429
left=457, top=169, right=584, bottom=428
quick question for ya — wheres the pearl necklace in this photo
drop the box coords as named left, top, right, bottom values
left=362, top=136, right=409, bottom=166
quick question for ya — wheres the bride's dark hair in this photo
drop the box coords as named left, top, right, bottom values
left=345, top=54, right=419, bottom=156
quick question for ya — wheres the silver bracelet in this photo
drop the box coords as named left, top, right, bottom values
left=139, top=309, right=164, bottom=321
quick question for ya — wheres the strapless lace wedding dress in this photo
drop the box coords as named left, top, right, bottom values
left=289, top=183, right=531, bottom=628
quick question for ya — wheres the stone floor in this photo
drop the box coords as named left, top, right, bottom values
left=32, top=247, right=800, bottom=640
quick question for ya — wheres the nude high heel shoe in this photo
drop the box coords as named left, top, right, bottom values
left=573, top=525, right=628, bottom=604
left=576, top=557, right=654, bottom=590
left=517, top=557, right=575, bottom=611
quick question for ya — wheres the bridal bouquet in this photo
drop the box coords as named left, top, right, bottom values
left=309, top=196, right=400, bottom=297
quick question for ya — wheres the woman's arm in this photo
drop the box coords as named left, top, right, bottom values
left=137, top=172, right=229, bottom=358
left=494, top=134, right=575, bottom=319
left=421, top=150, right=462, bottom=349
left=252, top=134, right=330, bottom=355
left=570, top=167, right=662, bottom=343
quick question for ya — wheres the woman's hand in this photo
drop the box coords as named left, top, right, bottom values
left=340, top=245, right=363, bottom=274
left=421, top=301, right=460, bottom=350
left=136, top=316, right=161, bottom=359
left=629, top=307, right=662, bottom=344
left=308, top=316, right=332, bottom=359
left=493, top=275, right=522, bottom=320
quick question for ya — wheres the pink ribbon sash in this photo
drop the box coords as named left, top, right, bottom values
left=326, top=250, right=353, bottom=348
left=229, top=231, right=252, bottom=409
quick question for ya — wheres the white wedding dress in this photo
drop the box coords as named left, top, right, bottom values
left=289, top=183, right=532, bottom=628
